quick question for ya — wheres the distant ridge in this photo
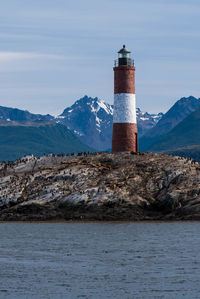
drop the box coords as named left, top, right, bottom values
left=139, top=96, right=200, bottom=151
left=0, top=124, right=92, bottom=161
left=0, top=105, right=53, bottom=123
left=147, top=107, right=200, bottom=160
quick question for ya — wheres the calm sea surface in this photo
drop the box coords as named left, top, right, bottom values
left=0, top=222, right=200, bottom=299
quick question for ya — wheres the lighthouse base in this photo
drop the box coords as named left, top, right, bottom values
left=112, top=123, right=138, bottom=152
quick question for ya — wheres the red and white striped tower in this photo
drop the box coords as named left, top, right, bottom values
left=112, top=45, right=138, bottom=152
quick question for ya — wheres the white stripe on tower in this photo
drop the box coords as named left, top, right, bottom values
left=113, top=93, right=136, bottom=124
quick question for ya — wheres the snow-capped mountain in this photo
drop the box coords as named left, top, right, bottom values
left=56, top=96, right=113, bottom=151
left=136, top=108, right=163, bottom=136
left=56, top=95, right=163, bottom=151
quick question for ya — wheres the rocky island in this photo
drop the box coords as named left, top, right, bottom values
left=0, top=152, right=200, bottom=221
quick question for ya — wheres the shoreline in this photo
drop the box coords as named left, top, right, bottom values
left=0, top=219, right=200, bottom=223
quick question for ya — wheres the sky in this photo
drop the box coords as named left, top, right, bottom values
left=0, top=0, right=200, bottom=115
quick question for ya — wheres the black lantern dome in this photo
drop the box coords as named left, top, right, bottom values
left=118, top=45, right=131, bottom=55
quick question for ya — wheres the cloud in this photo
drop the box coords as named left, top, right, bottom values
left=0, top=51, right=66, bottom=62
left=0, top=51, right=86, bottom=72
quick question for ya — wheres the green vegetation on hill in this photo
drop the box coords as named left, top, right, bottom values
left=148, top=108, right=200, bottom=160
left=0, top=124, right=93, bottom=161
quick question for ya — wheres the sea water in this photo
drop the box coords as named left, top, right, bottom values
left=0, top=222, right=199, bottom=299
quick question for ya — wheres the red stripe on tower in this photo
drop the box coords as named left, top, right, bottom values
left=112, top=45, right=138, bottom=152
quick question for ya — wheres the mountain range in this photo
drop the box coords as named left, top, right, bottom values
left=139, top=96, right=200, bottom=151
left=148, top=106, right=200, bottom=160
left=0, top=95, right=200, bottom=161
left=0, top=96, right=163, bottom=153
left=55, top=95, right=163, bottom=150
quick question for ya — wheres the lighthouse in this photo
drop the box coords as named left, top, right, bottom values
left=112, top=45, right=138, bottom=152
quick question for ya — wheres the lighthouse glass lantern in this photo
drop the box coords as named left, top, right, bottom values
left=117, top=45, right=133, bottom=67
left=112, top=45, right=138, bottom=152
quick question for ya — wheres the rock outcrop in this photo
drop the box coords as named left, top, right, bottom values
left=0, top=152, right=200, bottom=221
